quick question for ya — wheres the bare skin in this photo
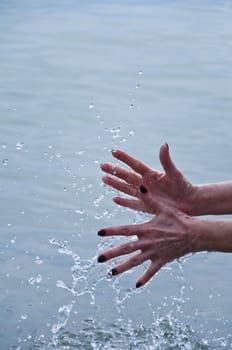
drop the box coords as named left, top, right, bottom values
left=97, top=205, right=232, bottom=287
left=101, top=143, right=232, bottom=216
left=98, top=144, right=232, bottom=287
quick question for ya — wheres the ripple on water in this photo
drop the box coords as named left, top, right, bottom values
left=31, top=316, right=232, bottom=350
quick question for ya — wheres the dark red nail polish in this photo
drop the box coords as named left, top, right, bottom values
left=111, top=268, right=118, bottom=276
left=98, top=255, right=106, bottom=263
left=98, top=229, right=106, bottom=236
left=140, top=185, right=147, bottom=194
left=136, top=282, right=142, bottom=288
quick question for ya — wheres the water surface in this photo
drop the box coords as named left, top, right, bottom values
left=0, top=0, right=232, bottom=349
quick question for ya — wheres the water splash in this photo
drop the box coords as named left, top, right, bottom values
left=32, top=315, right=229, bottom=350
left=26, top=254, right=232, bottom=350
left=28, top=274, right=43, bottom=285
left=28, top=235, right=231, bottom=350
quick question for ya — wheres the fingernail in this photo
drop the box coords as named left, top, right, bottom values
left=165, top=142, right=169, bottom=151
left=111, top=268, right=118, bottom=276
left=98, top=229, right=106, bottom=236
left=140, top=185, right=147, bottom=193
left=98, top=255, right=107, bottom=263
left=136, top=282, right=142, bottom=288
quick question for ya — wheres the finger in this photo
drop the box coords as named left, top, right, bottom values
left=113, top=197, right=146, bottom=212
left=112, top=150, right=149, bottom=175
left=98, top=240, right=141, bottom=263
left=159, top=143, right=182, bottom=178
left=101, top=162, right=141, bottom=185
left=98, top=222, right=147, bottom=237
left=102, top=176, right=137, bottom=197
left=136, top=260, right=162, bottom=287
left=110, top=251, right=147, bottom=276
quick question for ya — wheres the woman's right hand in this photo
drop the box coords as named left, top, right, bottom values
left=97, top=204, right=201, bottom=287
left=101, top=143, right=199, bottom=216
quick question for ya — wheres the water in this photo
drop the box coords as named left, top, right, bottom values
left=0, top=0, right=232, bottom=348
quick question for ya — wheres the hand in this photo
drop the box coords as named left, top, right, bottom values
left=101, top=143, right=198, bottom=215
left=97, top=206, right=197, bottom=287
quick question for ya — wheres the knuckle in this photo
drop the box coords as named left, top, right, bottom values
left=131, top=255, right=141, bottom=267
left=121, top=242, right=134, bottom=255
left=121, top=227, right=130, bottom=235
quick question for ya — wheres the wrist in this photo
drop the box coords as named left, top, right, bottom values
left=191, top=184, right=216, bottom=216
left=192, top=182, right=232, bottom=216
left=187, top=216, right=215, bottom=253
left=188, top=217, right=232, bottom=253
left=188, top=184, right=202, bottom=216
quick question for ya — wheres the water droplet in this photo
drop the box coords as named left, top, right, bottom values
left=56, top=280, right=67, bottom=289
left=96, top=114, right=103, bottom=124
left=28, top=274, right=43, bottom=285
left=49, top=237, right=57, bottom=245
left=2, top=158, right=8, bottom=166
left=1, top=143, right=7, bottom=149
left=75, top=149, right=86, bottom=156
left=48, top=144, right=53, bottom=149
left=138, top=70, right=143, bottom=75
left=89, top=102, right=94, bottom=109
left=35, top=256, right=43, bottom=265
left=58, top=245, right=72, bottom=256
left=128, top=131, right=134, bottom=137
left=94, top=213, right=101, bottom=220
left=130, top=103, right=134, bottom=108
left=55, top=152, right=62, bottom=158
left=74, top=209, right=84, bottom=215
left=21, top=314, right=28, bottom=320
left=10, top=237, right=16, bottom=244
left=136, top=84, right=140, bottom=89
left=16, top=141, right=24, bottom=150
left=94, top=194, right=104, bottom=207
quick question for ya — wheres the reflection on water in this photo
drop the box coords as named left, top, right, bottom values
left=1, top=0, right=232, bottom=349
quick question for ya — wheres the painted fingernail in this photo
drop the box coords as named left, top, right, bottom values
left=165, top=142, right=169, bottom=151
left=140, top=185, right=147, bottom=193
left=136, top=282, right=142, bottom=288
left=111, top=268, right=118, bottom=276
left=98, top=255, right=107, bottom=263
left=98, top=229, right=106, bottom=236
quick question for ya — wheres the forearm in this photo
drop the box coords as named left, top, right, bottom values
left=191, top=217, right=232, bottom=253
left=193, top=182, right=232, bottom=216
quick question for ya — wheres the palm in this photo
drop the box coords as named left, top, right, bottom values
left=101, top=144, right=195, bottom=215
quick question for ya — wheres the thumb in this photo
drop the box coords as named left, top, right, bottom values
left=159, top=143, right=181, bottom=178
